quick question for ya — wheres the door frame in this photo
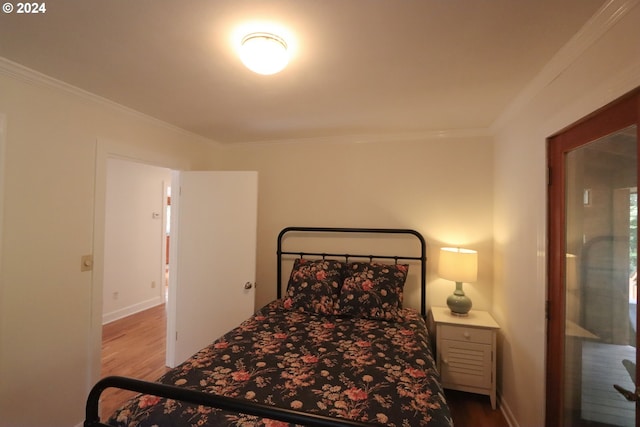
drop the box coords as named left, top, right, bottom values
left=546, top=88, right=640, bottom=425
left=0, top=114, right=5, bottom=346
left=88, top=138, right=189, bottom=389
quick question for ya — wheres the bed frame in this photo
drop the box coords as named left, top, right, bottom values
left=85, top=227, right=427, bottom=427
left=276, top=227, right=427, bottom=317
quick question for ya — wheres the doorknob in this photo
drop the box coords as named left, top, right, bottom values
left=613, top=384, right=640, bottom=401
left=244, top=282, right=253, bottom=290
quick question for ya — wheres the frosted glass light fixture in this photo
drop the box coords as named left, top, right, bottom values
left=239, top=32, right=289, bottom=75
left=438, top=247, right=478, bottom=316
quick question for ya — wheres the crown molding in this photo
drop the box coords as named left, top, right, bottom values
left=0, top=56, right=491, bottom=147
left=491, top=0, right=639, bottom=132
left=0, top=56, right=219, bottom=147
left=541, top=60, right=640, bottom=138
left=223, top=127, right=493, bottom=148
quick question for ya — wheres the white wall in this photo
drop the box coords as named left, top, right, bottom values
left=492, top=2, right=640, bottom=426
left=0, top=61, right=214, bottom=427
left=207, top=136, right=495, bottom=314
left=103, top=158, right=171, bottom=323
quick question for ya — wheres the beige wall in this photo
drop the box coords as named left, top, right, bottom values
left=207, top=137, right=495, bottom=314
left=103, top=158, right=172, bottom=323
left=492, top=3, right=640, bottom=426
left=0, top=68, right=212, bottom=427
left=1, top=2, right=638, bottom=426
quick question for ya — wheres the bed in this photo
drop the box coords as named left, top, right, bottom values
left=85, top=227, right=453, bottom=427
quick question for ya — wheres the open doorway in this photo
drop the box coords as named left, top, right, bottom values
left=99, top=158, right=171, bottom=416
left=102, top=158, right=171, bottom=323
left=90, top=151, right=259, bottom=419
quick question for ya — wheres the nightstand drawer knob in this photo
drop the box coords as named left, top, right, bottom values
left=443, top=358, right=449, bottom=364
left=463, top=331, right=471, bottom=339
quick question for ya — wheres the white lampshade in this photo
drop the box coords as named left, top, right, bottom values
left=239, top=32, right=289, bottom=75
left=438, top=247, right=478, bottom=283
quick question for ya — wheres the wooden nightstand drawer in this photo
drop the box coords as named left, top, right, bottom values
left=440, top=324, right=493, bottom=344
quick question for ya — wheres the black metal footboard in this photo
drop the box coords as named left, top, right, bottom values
left=85, top=376, right=376, bottom=427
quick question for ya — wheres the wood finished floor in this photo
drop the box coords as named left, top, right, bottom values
left=100, top=303, right=170, bottom=419
left=445, top=390, right=509, bottom=427
left=101, top=304, right=509, bottom=426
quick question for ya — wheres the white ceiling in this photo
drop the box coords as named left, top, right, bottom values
left=0, top=0, right=605, bottom=144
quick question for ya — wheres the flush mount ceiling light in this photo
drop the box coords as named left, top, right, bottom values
left=239, top=32, right=289, bottom=75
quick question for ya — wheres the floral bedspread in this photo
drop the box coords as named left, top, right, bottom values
left=108, top=300, right=453, bottom=427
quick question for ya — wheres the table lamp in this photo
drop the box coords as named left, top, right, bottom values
left=438, top=247, right=478, bottom=316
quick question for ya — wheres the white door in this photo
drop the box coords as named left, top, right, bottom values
left=166, top=171, right=258, bottom=367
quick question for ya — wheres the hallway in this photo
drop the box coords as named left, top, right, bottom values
left=100, top=304, right=169, bottom=419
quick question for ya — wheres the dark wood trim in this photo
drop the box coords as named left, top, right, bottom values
left=549, top=88, right=640, bottom=143
left=546, top=87, right=640, bottom=426
left=546, top=136, right=567, bottom=426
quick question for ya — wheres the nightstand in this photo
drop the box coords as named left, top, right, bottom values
left=430, top=306, right=500, bottom=409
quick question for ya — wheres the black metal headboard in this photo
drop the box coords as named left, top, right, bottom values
left=276, top=227, right=427, bottom=317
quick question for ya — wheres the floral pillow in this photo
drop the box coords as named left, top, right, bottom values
left=283, top=258, right=344, bottom=315
left=335, top=262, right=409, bottom=320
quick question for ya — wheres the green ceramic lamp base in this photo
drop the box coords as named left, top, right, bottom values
left=447, top=281, right=472, bottom=316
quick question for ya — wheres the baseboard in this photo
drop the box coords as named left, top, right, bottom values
left=498, top=391, right=519, bottom=427
left=102, top=296, right=164, bottom=325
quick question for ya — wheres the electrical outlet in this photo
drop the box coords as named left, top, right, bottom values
left=151, top=281, right=156, bottom=288
left=113, top=291, right=119, bottom=300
